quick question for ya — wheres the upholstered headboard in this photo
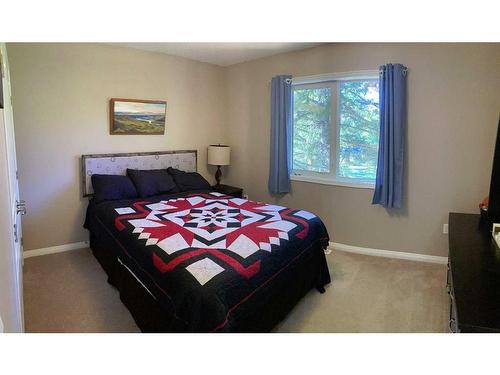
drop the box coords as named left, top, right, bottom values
left=81, top=150, right=197, bottom=197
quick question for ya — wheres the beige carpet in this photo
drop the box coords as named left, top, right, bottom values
left=23, top=248, right=449, bottom=333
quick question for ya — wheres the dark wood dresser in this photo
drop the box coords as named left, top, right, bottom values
left=448, top=213, right=500, bottom=332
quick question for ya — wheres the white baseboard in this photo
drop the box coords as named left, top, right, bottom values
left=329, top=242, right=448, bottom=264
left=23, top=241, right=89, bottom=259
left=22, top=239, right=447, bottom=265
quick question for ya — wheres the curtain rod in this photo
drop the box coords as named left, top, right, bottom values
left=290, top=70, right=379, bottom=85
left=379, top=66, right=408, bottom=76
left=270, top=68, right=408, bottom=85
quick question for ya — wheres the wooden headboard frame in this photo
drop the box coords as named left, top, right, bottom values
left=81, top=150, right=198, bottom=197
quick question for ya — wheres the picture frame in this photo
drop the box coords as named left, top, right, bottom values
left=109, top=98, right=167, bottom=135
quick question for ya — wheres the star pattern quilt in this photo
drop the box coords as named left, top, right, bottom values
left=86, top=191, right=330, bottom=332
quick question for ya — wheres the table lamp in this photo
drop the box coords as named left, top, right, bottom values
left=208, top=145, right=231, bottom=187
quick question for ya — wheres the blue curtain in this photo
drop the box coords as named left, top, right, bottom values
left=268, top=75, right=292, bottom=194
left=372, top=64, right=407, bottom=208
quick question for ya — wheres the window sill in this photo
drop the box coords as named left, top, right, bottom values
left=290, top=175, right=375, bottom=190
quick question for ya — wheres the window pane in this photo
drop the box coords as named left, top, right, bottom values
left=292, top=87, right=331, bottom=173
left=338, top=80, right=379, bottom=180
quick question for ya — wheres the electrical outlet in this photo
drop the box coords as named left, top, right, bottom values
left=443, top=224, right=449, bottom=234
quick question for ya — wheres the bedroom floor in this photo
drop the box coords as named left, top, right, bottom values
left=23, top=248, right=449, bottom=333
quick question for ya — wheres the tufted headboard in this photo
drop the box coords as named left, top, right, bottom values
left=81, top=150, right=197, bottom=197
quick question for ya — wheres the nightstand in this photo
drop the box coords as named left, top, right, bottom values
left=212, top=184, right=243, bottom=198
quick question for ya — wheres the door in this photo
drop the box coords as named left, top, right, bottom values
left=0, top=43, right=24, bottom=332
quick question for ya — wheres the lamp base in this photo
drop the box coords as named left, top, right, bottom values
left=215, top=165, right=222, bottom=186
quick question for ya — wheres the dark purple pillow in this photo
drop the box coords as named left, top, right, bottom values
left=91, top=174, right=138, bottom=203
left=167, top=167, right=211, bottom=191
left=127, top=169, right=179, bottom=197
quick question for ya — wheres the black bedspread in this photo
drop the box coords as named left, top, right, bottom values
left=85, top=190, right=330, bottom=332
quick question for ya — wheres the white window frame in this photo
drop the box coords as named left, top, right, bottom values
left=291, top=70, right=379, bottom=189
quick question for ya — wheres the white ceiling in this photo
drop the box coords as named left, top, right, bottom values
left=111, top=43, right=323, bottom=67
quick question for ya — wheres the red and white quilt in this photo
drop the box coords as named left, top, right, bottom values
left=87, top=191, right=330, bottom=331
left=113, top=192, right=318, bottom=285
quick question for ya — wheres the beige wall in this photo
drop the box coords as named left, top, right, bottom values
left=223, top=43, right=500, bottom=257
left=8, top=43, right=227, bottom=250
left=8, top=43, right=500, bottom=257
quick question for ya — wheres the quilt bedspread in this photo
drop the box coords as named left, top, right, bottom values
left=86, top=191, right=330, bottom=331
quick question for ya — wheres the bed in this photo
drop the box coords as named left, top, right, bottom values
left=82, top=150, right=331, bottom=332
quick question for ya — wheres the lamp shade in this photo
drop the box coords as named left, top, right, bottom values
left=208, top=145, right=231, bottom=166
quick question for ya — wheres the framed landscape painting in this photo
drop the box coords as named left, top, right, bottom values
left=110, top=98, right=166, bottom=135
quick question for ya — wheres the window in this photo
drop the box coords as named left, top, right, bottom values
left=291, top=72, right=380, bottom=188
